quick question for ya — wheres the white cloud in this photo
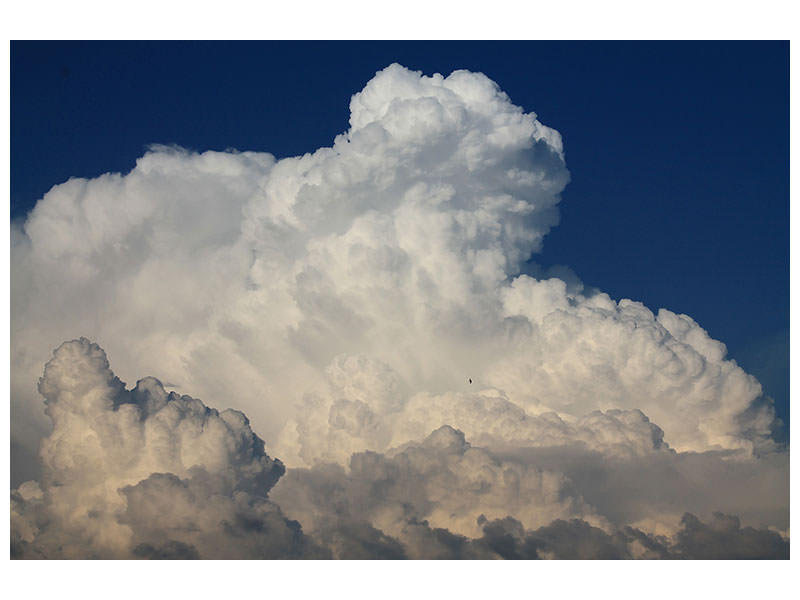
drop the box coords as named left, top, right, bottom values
left=492, top=276, right=774, bottom=453
left=10, top=64, right=788, bottom=558
left=11, top=64, right=569, bottom=470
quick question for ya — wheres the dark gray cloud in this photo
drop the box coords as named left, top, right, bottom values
left=464, top=512, right=789, bottom=560
left=673, top=512, right=789, bottom=559
left=132, top=540, right=200, bottom=560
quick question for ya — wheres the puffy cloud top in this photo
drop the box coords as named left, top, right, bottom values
left=11, top=64, right=572, bottom=469
left=39, top=338, right=283, bottom=495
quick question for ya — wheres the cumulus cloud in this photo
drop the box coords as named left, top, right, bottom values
left=10, top=338, right=788, bottom=559
left=271, top=424, right=601, bottom=542
left=10, top=63, right=568, bottom=474
left=11, top=338, right=326, bottom=559
left=10, top=64, right=788, bottom=559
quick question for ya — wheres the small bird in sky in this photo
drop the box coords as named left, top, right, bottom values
left=468, top=378, right=472, bottom=384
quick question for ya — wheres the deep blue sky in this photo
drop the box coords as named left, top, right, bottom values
left=10, top=41, right=789, bottom=431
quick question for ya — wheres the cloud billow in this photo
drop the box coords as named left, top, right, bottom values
left=10, top=64, right=787, bottom=559
left=11, top=338, right=326, bottom=559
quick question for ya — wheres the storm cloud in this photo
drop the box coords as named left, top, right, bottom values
left=10, top=64, right=788, bottom=558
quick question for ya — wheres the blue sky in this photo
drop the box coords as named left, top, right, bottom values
left=10, top=40, right=789, bottom=428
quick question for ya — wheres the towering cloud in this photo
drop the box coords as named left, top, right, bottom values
left=10, top=65, right=788, bottom=558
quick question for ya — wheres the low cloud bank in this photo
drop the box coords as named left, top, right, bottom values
left=11, top=339, right=788, bottom=559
